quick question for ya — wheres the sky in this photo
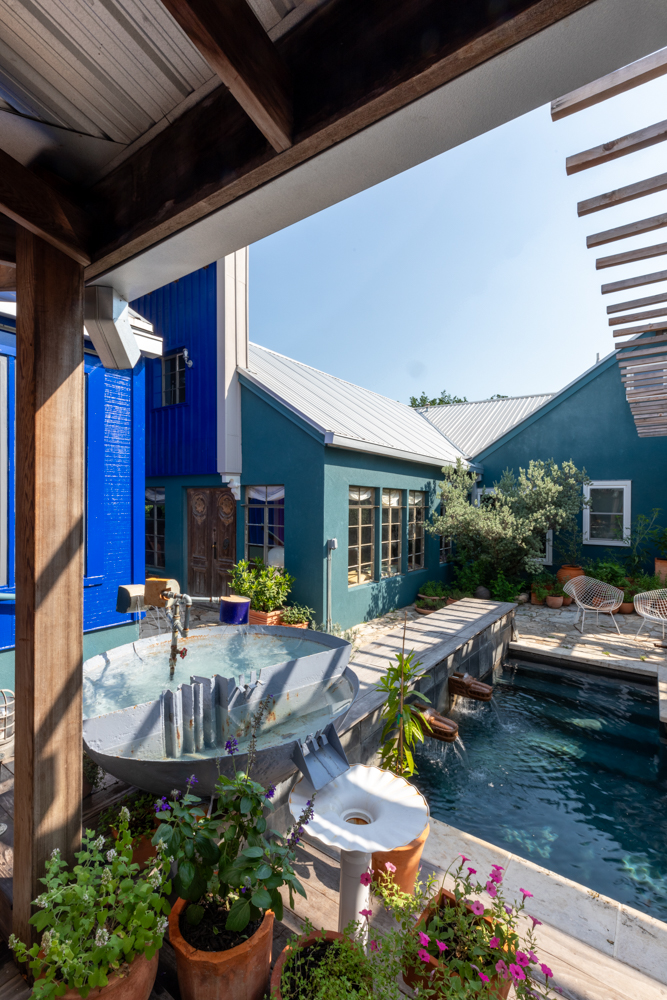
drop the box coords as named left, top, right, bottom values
left=249, top=63, right=667, bottom=406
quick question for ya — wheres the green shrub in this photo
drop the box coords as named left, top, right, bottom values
left=281, top=604, right=314, bottom=625
left=419, top=579, right=449, bottom=598
left=490, top=570, right=519, bottom=603
left=583, top=558, right=627, bottom=588
left=230, top=559, right=295, bottom=611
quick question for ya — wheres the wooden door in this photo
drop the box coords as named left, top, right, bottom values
left=187, top=487, right=236, bottom=597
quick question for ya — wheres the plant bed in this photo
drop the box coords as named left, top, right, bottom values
left=248, top=608, right=283, bottom=625
left=100, top=792, right=161, bottom=870
left=281, top=604, right=314, bottom=629
left=270, top=930, right=374, bottom=1000
left=230, top=558, right=294, bottom=621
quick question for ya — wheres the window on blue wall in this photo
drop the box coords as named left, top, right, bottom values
left=348, top=487, right=374, bottom=585
left=245, top=486, right=284, bottom=566
left=161, top=353, right=186, bottom=405
left=438, top=503, right=451, bottom=564
left=146, top=488, right=165, bottom=568
left=382, top=489, right=402, bottom=577
left=407, top=491, right=425, bottom=571
left=583, top=481, right=631, bottom=546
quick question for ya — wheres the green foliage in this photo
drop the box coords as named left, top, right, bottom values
left=10, top=810, right=171, bottom=999
left=419, top=579, right=449, bottom=598
left=281, top=604, right=315, bottom=625
left=489, top=570, right=519, bottom=603
left=229, top=558, right=295, bottom=611
left=652, top=524, right=667, bottom=560
left=428, top=458, right=591, bottom=581
left=623, top=509, right=661, bottom=578
left=377, top=650, right=429, bottom=778
left=582, top=558, right=627, bottom=588
left=82, top=752, right=102, bottom=790
left=99, top=793, right=157, bottom=846
left=453, top=559, right=485, bottom=594
left=415, top=598, right=446, bottom=610
left=409, top=390, right=468, bottom=408
left=278, top=923, right=375, bottom=999
left=553, top=524, right=583, bottom=569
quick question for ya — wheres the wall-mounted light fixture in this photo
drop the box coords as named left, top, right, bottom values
left=183, top=347, right=194, bottom=368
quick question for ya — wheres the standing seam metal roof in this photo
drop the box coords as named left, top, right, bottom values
left=243, top=343, right=469, bottom=468
left=417, top=394, right=554, bottom=459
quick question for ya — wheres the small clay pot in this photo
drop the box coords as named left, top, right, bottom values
left=616, top=602, right=634, bottom=614
left=562, top=596, right=573, bottom=606
left=54, top=953, right=158, bottom=1000
left=530, top=593, right=545, bottom=606
left=169, top=897, right=274, bottom=1000
left=418, top=593, right=443, bottom=603
left=248, top=609, right=284, bottom=626
left=415, top=606, right=435, bottom=615
left=371, top=824, right=430, bottom=895
left=556, top=565, right=584, bottom=585
left=82, top=778, right=94, bottom=799
left=446, top=597, right=459, bottom=606
left=656, top=558, right=667, bottom=583
left=271, top=931, right=345, bottom=1000
left=545, top=595, right=563, bottom=609
left=281, top=621, right=309, bottom=629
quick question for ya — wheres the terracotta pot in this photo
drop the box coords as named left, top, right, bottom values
left=371, top=823, right=429, bottom=894
left=446, top=597, right=459, bottom=606
left=530, top=593, right=545, bottom=606
left=562, top=595, right=573, bottom=606
left=616, top=602, right=634, bottom=614
left=556, top=565, right=584, bottom=585
left=418, top=593, right=443, bottom=603
left=545, top=595, right=563, bottom=609
left=656, top=558, right=667, bottom=583
left=82, top=778, right=94, bottom=799
left=270, top=930, right=345, bottom=999
left=281, top=621, right=308, bottom=629
left=169, top=897, right=274, bottom=1000
left=415, top=606, right=435, bottom=615
left=55, top=952, right=158, bottom=1000
left=404, top=888, right=510, bottom=999
left=248, top=609, right=284, bottom=626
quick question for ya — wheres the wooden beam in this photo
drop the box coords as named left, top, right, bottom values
left=567, top=119, right=667, bottom=175
left=578, top=172, right=667, bottom=217
left=597, top=242, right=667, bottom=271
left=609, top=306, right=667, bottom=326
left=601, top=268, right=667, bottom=294
left=0, top=150, right=89, bottom=267
left=0, top=265, right=15, bottom=291
left=13, top=228, right=84, bottom=947
left=85, top=0, right=597, bottom=279
left=607, top=290, right=667, bottom=313
left=613, top=320, right=667, bottom=338
left=587, top=212, right=667, bottom=249
left=552, top=48, right=667, bottom=121
left=158, top=0, right=292, bottom=153
left=0, top=216, right=15, bottom=267
left=617, top=339, right=667, bottom=359
left=620, top=360, right=667, bottom=376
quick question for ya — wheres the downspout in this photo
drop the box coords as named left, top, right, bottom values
left=326, top=538, right=337, bottom=632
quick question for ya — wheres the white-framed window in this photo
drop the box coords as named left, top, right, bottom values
left=583, top=481, right=631, bottom=546
left=535, top=529, right=553, bottom=566
left=407, top=490, right=426, bottom=571
left=161, top=352, right=186, bottom=405
left=381, top=489, right=402, bottom=577
left=145, top=487, right=165, bottom=568
left=439, top=503, right=452, bottom=564
left=348, top=486, right=374, bottom=585
left=245, top=486, right=284, bottom=566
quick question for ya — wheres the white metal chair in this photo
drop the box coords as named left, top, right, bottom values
left=634, top=589, right=667, bottom=638
left=563, top=576, right=624, bottom=635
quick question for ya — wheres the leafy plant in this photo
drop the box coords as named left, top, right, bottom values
left=420, top=579, right=449, bottom=598
left=277, top=922, right=376, bottom=999
left=553, top=524, right=583, bottom=568
left=99, top=792, right=157, bottom=847
left=82, top=752, right=103, bottom=791
left=652, top=525, right=667, bottom=561
left=582, top=558, right=626, bottom=589
left=376, top=620, right=429, bottom=777
left=409, top=390, right=468, bottom=408
left=489, top=570, right=519, bottom=603
left=415, top=598, right=446, bottom=611
left=532, top=584, right=549, bottom=602
left=453, top=559, right=485, bottom=594
left=623, top=509, right=661, bottom=578
left=281, top=604, right=315, bottom=625
left=230, top=558, right=295, bottom=612
left=10, top=809, right=171, bottom=999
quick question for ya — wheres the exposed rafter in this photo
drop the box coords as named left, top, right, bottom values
left=552, top=47, right=667, bottom=120
left=607, top=290, right=667, bottom=313
left=601, top=268, right=667, bottom=294
left=587, top=211, right=667, bottom=248
left=597, top=241, right=667, bottom=270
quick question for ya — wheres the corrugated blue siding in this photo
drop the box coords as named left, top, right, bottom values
left=133, top=264, right=218, bottom=477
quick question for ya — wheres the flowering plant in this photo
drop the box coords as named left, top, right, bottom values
left=9, top=808, right=171, bottom=998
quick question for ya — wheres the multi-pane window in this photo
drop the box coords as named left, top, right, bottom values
left=382, top=489, right=402, bottom=577
left=145, top=488, right=165, bottom=568
left=246, top=486, right=285, bottom=566
left=407, top=491, right=425, bottom=571
left=348, top=487, right=374, bottom=586
left=438, top=503, right=451, bottom=564
left=161, top=352, right=186, bottom=406
left=583, top=481, right=631, bottom=546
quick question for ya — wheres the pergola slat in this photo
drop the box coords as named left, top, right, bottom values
left=597, top=240, right=667, bottom=270
left=552, top=48, right=667, bottom=121
left=566, top=118, right=667, bottom=175
left=609, top=306, right=667, bottom=325
left=601, top=268, right=667, bottom=294
left=613, top=321, right=667, bottom=338
left=616, top=339, right=667, bottom=359
left=579, top=172, right=667, bottom=217
left=587, top=211, right=667, bottom=248
left=607, top=290, right=667, bottom=313
left=0, top=265, right=15, bottom=291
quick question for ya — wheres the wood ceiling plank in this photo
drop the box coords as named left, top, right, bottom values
left=601, top=268, right=667, bottom=294
left=597, top=241, right=667, bottom=271
left=588, top=212, right=667, bottom=248
left=552, top=48, right=667, bottom=121
left=579, top=172, right=667, bottom=217
left=567, top=119, right=667, bottom=175
left=609, top=306, right=667, bottom=326
left=607, top=290, right=667, bottom=313
left=613, top=320, right=667, bottom=337
left=158, top=0, right=292, bottom=153
left=0, top=265, right=15, bottom=291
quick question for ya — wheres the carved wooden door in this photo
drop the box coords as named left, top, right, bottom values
left=187, top=488, right=236, bottom=597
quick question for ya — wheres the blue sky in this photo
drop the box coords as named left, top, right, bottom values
left=249, top=67, right=667, bottom=406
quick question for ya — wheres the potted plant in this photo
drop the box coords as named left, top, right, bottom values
left=418, top=580, right=449, bottom=603
left=99, top=792, right=160, bottom=869
left=652, top=525, right=667, bottom=582
left=10, top=809, right=171, bottom=999
left=545, top=579, right=564, bottom=610
left=83, top=751, right=103, bottom=798
left=617, top=585, right=637, bottom=614
left=554, top=525, right=585, bottom=589
left=270, top=924, right=377, bottom=999
left=530, top=583, right=549, bottom=606
left=230, top=559, right=295, bottom=625
left=415, top=597, right=446, bottom=616
left=154, top=704, right=314, bottom=1000
left=280, top=604, right=315, bottom=629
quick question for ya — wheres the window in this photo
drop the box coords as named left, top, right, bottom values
left=407, top=491, right=426, bottom=571
left=583, top=481, right=631, bottom=546
left=348, top=487, right=374, bottom=585
left=382, top=489, right=402, bottom=577
left=145, top=488, right=165, bottom=568
left=245, top=486, right=284, bottom=566
left=161, top=352, right=186, bottom=406
left=438, top=503, right=452, bottom=564
left=535, top=529, right=553, bottom=566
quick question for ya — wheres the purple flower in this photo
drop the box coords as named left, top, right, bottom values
left=509, top=964, right=526, bottom=982
left=359, top=909, right=372, bottom=922
left=516, top=951, right=530, bottom=968
left=264, top=784, right=276, bottom=800
left=504, top=905, right=513, bottom=915
left=225, top=738, right=238, bottom=756
left=360, top=872, right=372, bottom=886
left=188, top=774, right=198, bottom=785
left=370, top=940, right=379, bottom=953
left=385, top=861, right=396, bottom=873
left=529, top=915, right=542, bottom=928
left=154, top=796, right=171, bottom=815
left=480, top=973, right=490, bottom=983
left=418, top=931, right=430, bottom=947
left=488, top=870, right=503, bottom=884
left=418, top=948, right=431, bottom=964
left=470, top=901, right=484, bottom=916
left=495, top=959, right=508, bottom=979
left=528, top=950, right=539, bottom=963
left=459, top=854, right=469, bottom=864
left=491, top=864, right=504, bottom=872
left=489, top=937, right=500, bottom=949
left=540, top=963, right=553, bottom=978
left=486, top=881, right=498, bottom=898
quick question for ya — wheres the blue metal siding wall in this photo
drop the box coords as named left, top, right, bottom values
left=133, top=264, right=218, bottom=478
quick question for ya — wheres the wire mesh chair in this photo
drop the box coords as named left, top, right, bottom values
left=634, top=589, right=667, bottom=638
left=562, top=576, right=624, bottom=635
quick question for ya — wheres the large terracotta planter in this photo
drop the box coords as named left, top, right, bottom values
left=55, top=952, right=158, bottom=1000
left=404, top=888, right=510, bottom=999
left=169, top=897, right=273, bottom=1000
left=656, top=558, right=667, bottom=583
left=545, top=595, right=563, bottom=609
left=415, top=606, right=435, bottom=615
left=556, top=565, right=584, bottom=585
left=270, top=930, right=344, bottom=999
left=371, top=823, right=429, bottom=894
left=281, top=621, right=308, bottom=629
left=248, top=609, right=283, bottom=626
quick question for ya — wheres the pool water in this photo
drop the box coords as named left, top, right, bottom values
left=413, top=661, right=667, bottom=920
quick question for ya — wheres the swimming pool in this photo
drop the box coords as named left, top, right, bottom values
left=414, top=660, right=667, bottom=921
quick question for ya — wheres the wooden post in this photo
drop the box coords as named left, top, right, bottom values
left=13, top=227, right=84, bottom=946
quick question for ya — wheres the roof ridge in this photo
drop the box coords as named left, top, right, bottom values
left=417, top=392, right=555, bottom=410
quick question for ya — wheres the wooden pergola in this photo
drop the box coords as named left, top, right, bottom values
left=0, top=0, right=664, bottom=952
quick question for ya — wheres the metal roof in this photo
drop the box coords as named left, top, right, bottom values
left=242, top=343, right=469, bottom=469
left=417, top=393, right=554, bottom=459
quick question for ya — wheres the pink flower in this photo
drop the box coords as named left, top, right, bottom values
left=418, top=931, right=430, bottom=947
left=480, top=973, right=490, bottom=983
left=385, top=861, right=396, bottom=873
left=359, top=872, right=372, bottom=886
left=540, top=963, right=554, bottom=978
left=486, top=881, right=498, bottom=898
left=495, top=960, right=508, bottom=979
left=467, top=867, right=477, bottom=875
left=370, top=940, right=379, bottom=953
left=516, top=951, right=530, bottom=967
left=470, top=901, right=484, bottom=916
left=488, top=870, right=503, bottom=884
left=509, top=964, right=526, bottom=981
left=520, top=888, right=533, bottom=898
left=529, top=915, right=542, bottom=928
left=489, top=937, right=500, bottom=949
left=459, top=854, right=469, bottom=864
left=529, top=951, right=539, bottom=963
left=491, top=864, right=504, bottom=871
left=436, top=940, right=448, bottom=953
left=418, top=948, right=431, bottom=964
left=359, top=909, right=372, bottom=921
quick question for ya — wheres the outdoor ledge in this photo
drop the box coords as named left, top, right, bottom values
left=509, top=638, right=659, bottom=680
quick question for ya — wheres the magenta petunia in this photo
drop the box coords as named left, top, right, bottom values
left=529, top=915, right=542, bottom=928
left=370, top=940, right=379, bottom=953
left=418, top=931, right=430, bottom=947
left=385, top=861, right=397, bottom=873
left=491, top=864, right=504, bottom=871
left=519, top=888, right=533, bottom=898
left=359, top=872, right=372, bottom=886
left=515, top=951, right=530, bottom=967
left=418, top=948, right=431, bottom=964
left=359, top=909, right=372, bottom=921
left=479, top=973, right=490, bottom=983
left=459, top=854, right=469, bottom=863
left=489, top=937, right=500, bottom=949
left=470, top=901, right=485, bottom=915
left=436, top=940, right=448, bottom=953
left=540, top=963, right=554, bottom=978
left=495, top=959, right=509, bottom=979
left=467, top=867, right=477, bottom=875
left=529, top=950, right=539, bottom=963
left=509, top=964, right=527, bottom=981
left=488, top=870, right=503, bottom=884
left=486, top=881, right=498, bottom=898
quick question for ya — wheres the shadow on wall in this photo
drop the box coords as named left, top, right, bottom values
left=364, top=575, right=408, bottom=622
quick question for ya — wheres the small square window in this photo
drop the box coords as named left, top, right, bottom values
left=583, top=481, right=631, bottom=546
